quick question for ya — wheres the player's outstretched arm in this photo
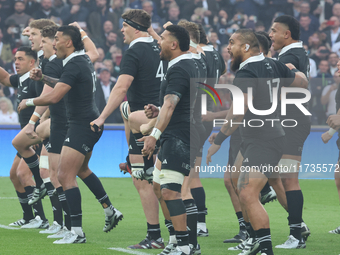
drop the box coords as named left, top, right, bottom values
left=30, top=68, right=59, bottom=88
left=285, top=63, right=308, bottom=88
left=91, top=74, right=134, bottom=131
left=69, top=22, right=99, bottom=63
left=0, top=67, right=12, bottom=87
left=139, top=93, right=180, bottom=159
left=17, top=82, right=71, bottom=112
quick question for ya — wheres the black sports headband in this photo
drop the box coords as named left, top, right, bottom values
left=123, top=19, right=148, bottom=32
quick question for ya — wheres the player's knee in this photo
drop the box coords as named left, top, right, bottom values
left=224, top=176, right=233, bottom=190
left=12, top=137, right=21, bottom=150
left=9, top=168, right=18, bottom=182
left=238, top=188, right=253, bottom=205
left=164, top=199, right=186, bottom=217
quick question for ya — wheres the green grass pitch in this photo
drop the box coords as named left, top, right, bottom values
left=0, top=177, right=339, bottom=254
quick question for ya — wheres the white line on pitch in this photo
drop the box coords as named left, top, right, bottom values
left=0, top=224, right=20, bottom=230
left=108, top=247, right=151, bottom=255
left=0, top=197, right=17, bottom=199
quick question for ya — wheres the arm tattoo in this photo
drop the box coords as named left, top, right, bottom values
left=164, top=94, right=180, bottom=108
left=42, top=75, right=59, bottom=88
left=237, top=172, right=249, bottom=192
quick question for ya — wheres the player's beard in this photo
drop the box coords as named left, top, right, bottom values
left=231, top=53, right=242, bottom=72
left=160, top=48, right=171, bottom=61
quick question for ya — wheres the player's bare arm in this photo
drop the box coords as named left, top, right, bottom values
left=140, top=94, right=180, bottom=159
left=17, top=82, right=71, bottom=113
left=0, top=67, right=13, bottom=87
left=322, top=108, right=340, bottom=143
left=91, top=74, right=134, bottom=131
left=206, top=96, right=247, bottom=165
left=69, top=22, right=99, bottom=63
left=30, top=68, right=59, bottom=88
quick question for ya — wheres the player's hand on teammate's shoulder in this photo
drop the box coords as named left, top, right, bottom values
left=17, top=99, right=28, bottom=113
left=90, top=119, right=104, bottom=133
left=208, top=132, right=218, bottom=144
left=29, top=68, right=42, bottom=81
left=144, top=104, right=159, bottom=119
left=285, top=63, right=297, bottom=70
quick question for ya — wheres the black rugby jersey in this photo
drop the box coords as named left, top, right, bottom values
left=42, top=54, right=66, bottom=125
left=202, top=45, right=226, bottom=111
left=277, top=41, right=310, bottom=124
left=58, top=50, right=100, bottom=125
left=119, top=36, right=167, bottom=112
left=159, top=53, right=199, bottom=143
left=9, top=72, right=37, bottom=128
left=234, top=54, right=295, bottom=140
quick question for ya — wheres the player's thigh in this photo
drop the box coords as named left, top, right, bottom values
left=12, top=126, right=42, bottom=149
left=36, top=119, right=51, bottom=140
left=128, top=110, right=150, bottom=131
left=58, top=146, right=86, bottom=179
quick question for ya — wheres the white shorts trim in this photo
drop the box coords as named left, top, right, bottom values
left=153, top=167, right=161, bottom=184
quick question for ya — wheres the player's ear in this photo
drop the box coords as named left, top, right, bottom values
left=285, top=30, right=291, bottom=39
left=171, top=40, right=177, bottom=50
left=66, top=39, right=72, bottom=48
left=245, top=44, right=250, bottom=52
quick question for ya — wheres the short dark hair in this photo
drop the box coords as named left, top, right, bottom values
left=274, top=15, right=300, bottom=41
left=178, top=20, right=200, bottom=44
left=16, top=46, right=37, bottom=61
left=166, top=25, right=190, bottom=52
left=57, top=25, right=84, bottom=51
left=121, top=9, right=151, bottom=29
left=255, top=31, right=271, bottom=55
left=41, top=25, right=58, bottom=40
left=198, top=24, right=208, bottom=45
left=234, top=29, right=260, bottom=52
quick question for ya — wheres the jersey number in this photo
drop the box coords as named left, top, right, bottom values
left=92, top=72, right=97, bottom=93
left=266, top=78, right=280, bottom=103
left=156, top=61, right=164, bottom=81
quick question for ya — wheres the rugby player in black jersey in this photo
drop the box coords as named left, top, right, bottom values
left=270, top=15, right=311, bottom=248
left=12, top=20, right=56, bottom=208
left=91, top=9, right=167, bottom=249
left=18, top=25, right=123, bottom=244
left=140, top=25, right=199, bottom=255
left=192, top=23, right=227, bottom=239
left=323, top=60, right=340, bottom=234
left=206, top=29, right=308, bottom=255
left=0, top=47, right=48, bottom=228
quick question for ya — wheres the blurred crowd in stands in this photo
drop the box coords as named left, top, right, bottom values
left=0, top=0, right=340, bottom=125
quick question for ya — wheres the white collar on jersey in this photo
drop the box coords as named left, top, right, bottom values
left=201, top=45, right=214, bottom=51
left=19, top=71, right=30, bottom=83
left=49, top=54, right=57, bottom=61
left=37, top=50, right=44, bottom=58
left=168, top=52, right=192, bottom=70
left=129, top=36, right=154, bottom=48
left=279, top=41, right=303, bottom=56
left=191, top=52, right=202, bottom=60
left=239, top=53, right=265, bottom=70
left=63, top=50, right=85, bottom=66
